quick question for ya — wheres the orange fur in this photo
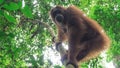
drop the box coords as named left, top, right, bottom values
left=50, top=5, right=110, bottom=68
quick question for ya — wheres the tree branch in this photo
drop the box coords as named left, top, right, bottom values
left=55, top=43, right=77, bottom=68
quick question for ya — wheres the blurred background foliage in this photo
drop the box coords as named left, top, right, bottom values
left=0, top=0, right=120, bottom=68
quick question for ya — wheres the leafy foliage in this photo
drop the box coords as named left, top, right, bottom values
left=0, top=0, right=4, bottom=5
left=4, top=11, right=16, bottom=23
left=0, top=0, right=119, bottom=68
left=21, top=5, right=33, bottom=18
left=3, top=2, right=19, bottom=11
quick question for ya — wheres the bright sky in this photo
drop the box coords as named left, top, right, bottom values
left=43, top=46, right=62, bottom=66
left=43, top=46, right=115, bottom=68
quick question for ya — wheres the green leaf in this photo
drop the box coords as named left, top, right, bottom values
left=0, top=30, right=7, bottom=37
left=0, top=0, right=4, bottom=5
left=21, top=5, right=33, bottom=18
left=3, top=2, right=19, bottom=11
left=0, top=10, right=4, bottom=16
left=54, top=65, right=62, bottom=68
left=4, top=11, right=16, bottom=23
left=8, top=33, right=15, bottom=38
left=18, top=1, right=22, bottom=8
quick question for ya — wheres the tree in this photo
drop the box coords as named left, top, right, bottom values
left=0, top=0, right=120, bottom=68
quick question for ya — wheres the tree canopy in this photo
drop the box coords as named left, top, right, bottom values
left=0, top=0, right=120, bottom=68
